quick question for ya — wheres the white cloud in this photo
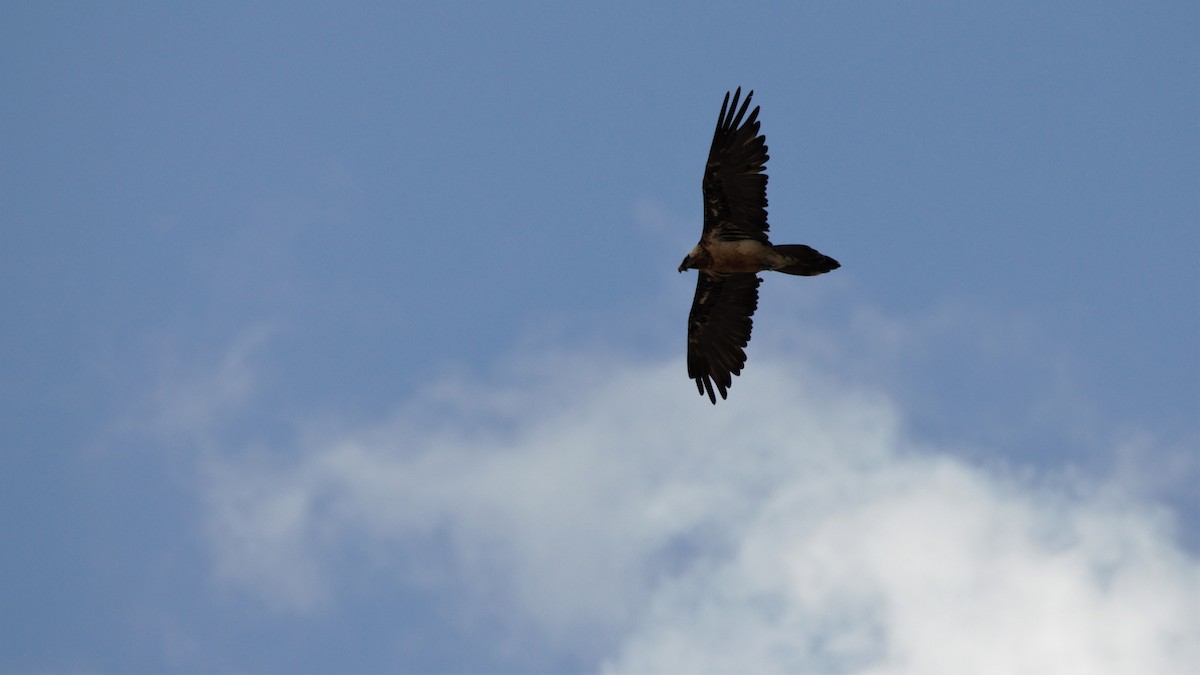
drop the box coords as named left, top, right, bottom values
left=604, top=455, right=1197, bottom=674
left=199, top=345, right=1198, bottom=672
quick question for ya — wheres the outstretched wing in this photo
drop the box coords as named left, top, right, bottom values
left=686, top=271, right=762, bottom=403
left=702, top=88, right=770, bottom=243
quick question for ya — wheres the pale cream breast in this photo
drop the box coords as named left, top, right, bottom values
left=706, top=239, right=776, bottom=273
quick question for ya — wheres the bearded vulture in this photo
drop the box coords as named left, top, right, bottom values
left=678, top=88, right=840, bottom=403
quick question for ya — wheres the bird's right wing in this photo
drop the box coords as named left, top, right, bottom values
left=686, top=271, right=762, bottom=403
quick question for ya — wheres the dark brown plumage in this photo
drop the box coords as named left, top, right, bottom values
left=679, top=89, right=840, bottom=403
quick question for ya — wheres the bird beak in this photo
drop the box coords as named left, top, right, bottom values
left=678, top=256, right=690, bottom=273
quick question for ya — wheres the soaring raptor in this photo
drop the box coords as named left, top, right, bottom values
left=679, top=88, right=840, bottom=403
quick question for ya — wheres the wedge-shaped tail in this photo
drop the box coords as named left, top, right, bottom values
left=771, top=244, right=840, bottom=276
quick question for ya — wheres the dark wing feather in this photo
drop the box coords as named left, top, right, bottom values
left=702, top=88, right=770, bottom=243
left=686, top=272, right=762, bottom=403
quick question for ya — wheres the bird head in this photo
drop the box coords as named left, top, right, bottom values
left=678, top=245, right=709, bottom=273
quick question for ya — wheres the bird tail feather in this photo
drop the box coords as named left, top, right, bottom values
left=771, top=245, right=840, bottom=276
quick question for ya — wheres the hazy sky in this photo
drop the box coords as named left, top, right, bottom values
left=2, top=2, right=1197, bottom=672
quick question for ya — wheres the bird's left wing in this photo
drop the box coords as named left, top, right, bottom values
left=702, top=88, right=770, bottom=243
left=686, top=271, right=762, bottom=403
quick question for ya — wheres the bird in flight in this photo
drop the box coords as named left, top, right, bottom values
left=679, top=88, right=840, bottom=403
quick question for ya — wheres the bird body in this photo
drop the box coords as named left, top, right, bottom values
left=683, top=239, right=834, bottom=276
left=679, top=88, right=840, bottom=403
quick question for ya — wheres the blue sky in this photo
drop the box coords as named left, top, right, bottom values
left=2, top=1, right=1197, bottom=672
